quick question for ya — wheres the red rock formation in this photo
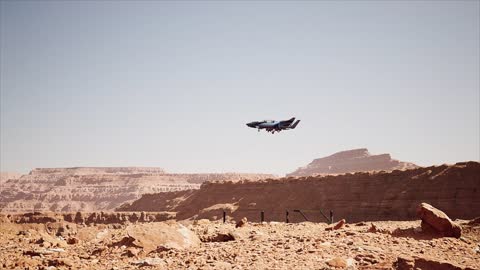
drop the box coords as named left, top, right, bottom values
left=0, top=167, right=274, bottom=213
left=119, top=162, right=480, bottom=223
left=288, top=148, right=418, bottom=177
left=417, top=203, right=462, bottom=238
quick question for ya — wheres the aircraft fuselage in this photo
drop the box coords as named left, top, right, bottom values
left=246, top=117, right=300, bottom=134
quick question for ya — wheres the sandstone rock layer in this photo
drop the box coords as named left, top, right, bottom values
left=0, top=167, right=274, bottom=213
left=120, top=162, right=480, bottom=223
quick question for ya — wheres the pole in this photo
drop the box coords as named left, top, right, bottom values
left=330, top=210, right=333, bottom=224
left=261, top=211, right=264, bottom=223
left=223, top=210, right=226, bottom=224
left=286, top=210, right=289, bottom=223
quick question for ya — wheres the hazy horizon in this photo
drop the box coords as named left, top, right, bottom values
left=1, top=1, right=479, bottom=175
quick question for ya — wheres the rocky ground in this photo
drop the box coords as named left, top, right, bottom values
left=1, top=215, right=479, bottom=269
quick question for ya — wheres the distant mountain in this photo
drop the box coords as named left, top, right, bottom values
left=0, top=167, right=274, bottom=213
left=288, top=148, right=418, bottom=177
left=0, top=172, right=22, bottom=182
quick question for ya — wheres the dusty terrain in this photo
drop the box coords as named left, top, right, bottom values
left=1, top=157, right=478, bottom=269
left=1, top=163, right=479, bottom=269
left=119, top=162, right=480, bottom=223
left=288, top=149, right=418, bottom=177
left=1, top=212, right=479, bottom=270
left=0, top=167, right=274, bottom=213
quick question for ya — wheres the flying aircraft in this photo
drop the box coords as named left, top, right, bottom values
left=246, top=117, right=301, bottom=134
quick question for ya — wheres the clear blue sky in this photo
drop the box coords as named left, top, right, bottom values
left=1, top=1, right=479, bottom=175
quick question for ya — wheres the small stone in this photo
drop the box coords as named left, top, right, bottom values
left=67, top=237, right=79, bottom=245
left=326, top=257, right=347, bottom=268
left=122, top=248, right=139, bottom=257
left=133, top=258, right=166, bottom=267
left=333, top=219, right=346, bottom=230
left=236, top=217, right=248, bottom=228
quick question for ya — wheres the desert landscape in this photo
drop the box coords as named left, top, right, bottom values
left=0, top=167, right=273, bottom=213
left=1, top=149, right=479, bottom=269
left=2, top=1, right=479, bottom=269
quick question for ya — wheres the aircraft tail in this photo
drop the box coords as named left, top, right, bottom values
left=290, top=120, right=300, bottom=129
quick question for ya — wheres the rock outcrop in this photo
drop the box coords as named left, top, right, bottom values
left=417, top=203, right=462, bottom=238
left=120, top=162, right=480, bottom=223
left=0, top=167, right=274, bottom=213
left=111, top=222, right=200, bottom=252
left=288, top=148, right=418, bottom=177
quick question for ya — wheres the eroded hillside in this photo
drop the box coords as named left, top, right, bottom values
left=119, top=162, right=480, bottom=223
left=0, top=167, right=274, bottom=213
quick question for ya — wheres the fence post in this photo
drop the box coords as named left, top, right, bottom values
left=286, top=210, right=289, bottom=223
left=223, top=210, right=226, bottom=224
left=329, top=210, right=333, bottom=224
left=260, top=211, right=264, bottom=223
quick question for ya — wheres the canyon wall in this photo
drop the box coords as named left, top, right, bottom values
left=0, top=167, right=274, bottom=213
left=119, top=162, right=480, bottom=223
left=288, top=148, right=418, bottom=177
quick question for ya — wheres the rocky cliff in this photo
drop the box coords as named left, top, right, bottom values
left=288, top=148, right=418, bottom=177
left=119, top=162, right=480, bottom=223
left=0, top=167, right=274, bottom=213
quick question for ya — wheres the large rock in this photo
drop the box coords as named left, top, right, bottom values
left=416, top=203, right=461, bottom=238
left=112, top=222, right=200, bottom=253
left=395, top=255, right=469, bottom=270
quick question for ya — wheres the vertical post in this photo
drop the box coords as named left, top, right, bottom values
left=330, top=210, right=333, bottom=224
left=260, top=211, right=264, bottom=223
left=223, top=210, right=226, bottom=224
left=286, top=210, right=289, bottom=223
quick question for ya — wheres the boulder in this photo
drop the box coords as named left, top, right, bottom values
left=326, top=257, right=355, bottom=269
left=394, top=256, right=415, bottom=270
left=416, top=203, right=461, bottom=238
left=326, top=257, right=347, bottom=268
left=395, top=255, right=468, bottom=270
left=112, top=222, right=200, bottom=253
